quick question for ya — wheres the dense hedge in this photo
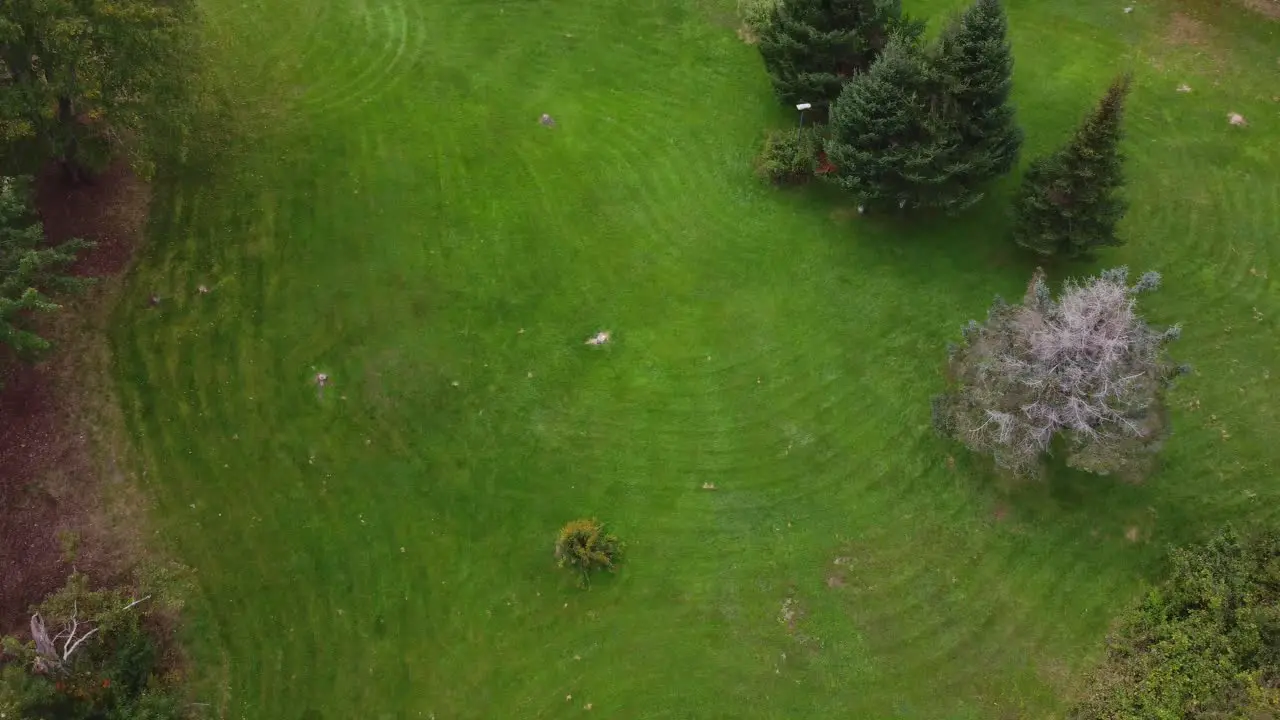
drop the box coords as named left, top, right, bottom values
left=1073, top=528, right=1280, bottom=719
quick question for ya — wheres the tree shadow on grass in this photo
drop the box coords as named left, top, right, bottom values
left=786, top=178, right=1046, bottom=299
left=790, top=171, right=1126, bottom=300
left=930, top=428, right=1228, bottom=586
left=993, top=450, right=1213, bottom=565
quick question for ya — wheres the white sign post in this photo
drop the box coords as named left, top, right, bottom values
left=795, top=102, right=812, bottom=139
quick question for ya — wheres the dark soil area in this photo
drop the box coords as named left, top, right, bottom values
left=38, top=160, right=150, bottom=277
left=0, top=363, right=76, bottom=633
left=0, top=160, right=148, bottom=634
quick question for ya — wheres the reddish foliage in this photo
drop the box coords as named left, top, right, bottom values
left=816, top=151, right=838, bottom=175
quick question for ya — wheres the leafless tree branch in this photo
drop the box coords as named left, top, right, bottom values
left=936, top=267, right=1183, bottom=477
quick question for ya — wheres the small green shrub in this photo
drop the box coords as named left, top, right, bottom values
left=555, top=519, right=622, bottom=583
left=1072, top=527, right=1280, bottom=719
left=756, top=127, right=820, bottom=185
left=737, top=0, right=779, bottom=38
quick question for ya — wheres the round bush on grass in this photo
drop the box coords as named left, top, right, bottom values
left=554, top=519, right=622, bottom=583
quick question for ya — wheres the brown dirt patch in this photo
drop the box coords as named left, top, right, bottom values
left=1149, top=11, right=1230, bottom=75
left=36, top=160, right=150, bottom=277
left=826, top=574, right=846, bottom=589
left=1237, top=0, right=1280, bottom=19
left=1164, top=12, right=1211, bottom=46
left=0, top=363, right=73, bottom=633
left=0, top=160, right=149, bottom=634
left=1125, top=526, right=1141, bottom=543
left=737, top=25, right=760, bottom=44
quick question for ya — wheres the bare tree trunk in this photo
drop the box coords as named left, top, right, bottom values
left=56, top=94, right=90, bottom=185
left=30, top=613, right=56, bottom=673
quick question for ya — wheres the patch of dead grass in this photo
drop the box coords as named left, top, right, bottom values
left=1237, top=0, right=1280, bottom=20
left=1164, top=12, right=1211, bottom=47
left=1149, top=11, right=1229, bottom=74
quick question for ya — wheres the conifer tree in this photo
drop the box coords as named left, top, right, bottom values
left=0, top=176, right=90, bottom=362
left=824, top=36, right=966, bottom=211
left=758, top=0, right=923, bottom=110
left=822, top=0, right=1023, bottom=214
left=933, top=0, right=1022, bottom=204
left=1012, top=75, right=1131, bottom=258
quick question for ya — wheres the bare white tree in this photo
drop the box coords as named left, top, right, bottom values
left=934, top=267, right=1185, bottom=478
left=27, top=594, right=149, bottom=674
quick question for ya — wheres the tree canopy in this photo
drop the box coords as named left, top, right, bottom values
left=1, top=571, right=188, bottom=720
left=932, top=0, right=1021, bottom=207
left=1013, top=75, right=1130, bottom=259
left=1073, top=527, right=1280, bottom=719
left=933, top=266, right=1185, bottom=479
left=758, top=0, right=923, bottom=110
left=0, top=0, right=197, bottom=180
left=0, top=175, right=89, bottom=362
left=824, top=36, right=964, bottom=211
left=822, top=0, right=1020, bottom=212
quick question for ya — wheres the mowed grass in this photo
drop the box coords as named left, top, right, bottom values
left=113, top=0, right=1280, bottom=716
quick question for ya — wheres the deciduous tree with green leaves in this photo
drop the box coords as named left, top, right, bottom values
left=0, top=175, right=90, bottom=362
left=1072, top=527, right=1280, bottom=719
left=1012, top=75, right=1131, bottom=259
left=757, top=0, right=923, bottom=111
left=0, top=0, right=197, bottom=181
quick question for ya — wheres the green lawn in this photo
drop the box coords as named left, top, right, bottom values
left=113, top=0, right=1280, bottom=716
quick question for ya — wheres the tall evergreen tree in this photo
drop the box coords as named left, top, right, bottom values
left=758, top=0, right=923, bottom=110
left=0, top=176, right=89, bottom=362
left=1012, top=75, right=1131, bottom=259
left=933, top=0, right=1022, bottom=203
left=824, top=36, right=967, bottom=211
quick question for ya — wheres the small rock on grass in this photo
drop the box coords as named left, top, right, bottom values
left=1229, top=112, right=1248, bottom=126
